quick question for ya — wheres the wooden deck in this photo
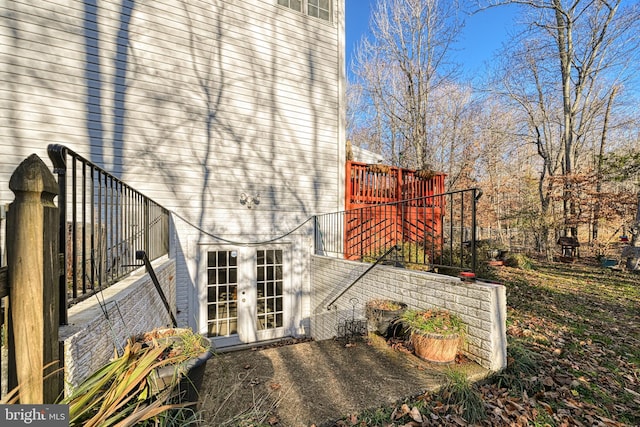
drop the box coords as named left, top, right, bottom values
left=345, top=161, right=446, bottom=261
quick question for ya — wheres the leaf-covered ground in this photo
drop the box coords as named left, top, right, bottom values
left=337, top=260, right=640, bottom=426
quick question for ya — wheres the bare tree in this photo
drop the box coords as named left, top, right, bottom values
left=487, top=0, right=640, bottom=246
left=350, top=0, right=463, bottom=173
left=592, top=85, right=617, bottom=241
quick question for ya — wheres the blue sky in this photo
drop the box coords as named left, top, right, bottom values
left=345, top=0, right=520, bottom=78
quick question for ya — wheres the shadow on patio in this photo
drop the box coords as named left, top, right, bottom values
left=198, top=335, right=489, bottom=426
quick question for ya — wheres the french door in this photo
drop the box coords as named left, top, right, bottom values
left=204, top=247, right=289, bottom=347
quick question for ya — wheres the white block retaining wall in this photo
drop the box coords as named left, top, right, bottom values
left=310, top=256, right=507, bottom=371
left=59, top=256, right=176, bottom=390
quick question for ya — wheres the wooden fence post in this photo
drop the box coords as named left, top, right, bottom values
left=6, top=154, right=61, bottom=403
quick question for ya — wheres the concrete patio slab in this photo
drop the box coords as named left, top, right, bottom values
left=198, top=336, right=489, bottom=426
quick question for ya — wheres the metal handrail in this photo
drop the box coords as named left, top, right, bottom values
left=326, top=245, right=400, bottom=310
left=48, top=144, right=170, bottom=324
left=135, top=250, right=177, bottom=327
left=314, top=188, right=481, bottom=274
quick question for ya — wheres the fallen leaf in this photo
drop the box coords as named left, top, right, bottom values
left=538, top=400, right=554, bottom=415
left=393, top=404, right=410, bottom=420
left=409, top=406, right=423, bottom=423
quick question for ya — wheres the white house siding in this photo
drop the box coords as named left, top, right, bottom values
left=1, top=0, right=345, bottom=339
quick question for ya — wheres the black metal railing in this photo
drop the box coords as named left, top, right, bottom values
left=314, top=188, right=481, bottom=274
left=48, top=145, right=169, bottom=324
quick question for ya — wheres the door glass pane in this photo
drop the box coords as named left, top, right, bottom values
left=256, top=249, right=284, bottom=330
left=207, top=251, right=238, bottom=337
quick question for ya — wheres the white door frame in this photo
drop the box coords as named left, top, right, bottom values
left=199, top=243, right=292, bottom=349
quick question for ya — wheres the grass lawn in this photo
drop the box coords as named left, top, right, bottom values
left=337, top=259, right=640, bottom=426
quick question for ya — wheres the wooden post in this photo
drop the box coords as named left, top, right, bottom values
left=6, top=154, right=61, bottom=403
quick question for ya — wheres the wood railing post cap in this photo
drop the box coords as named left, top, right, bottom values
left=9, top=154, right=58, bottom=196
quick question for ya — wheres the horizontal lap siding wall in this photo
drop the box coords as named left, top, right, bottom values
left=1, top=0, right=345, bottom=229
left=60, top=256, right=176, bottom=390
left=310, top=256, right=507, bottom=371
left=2, top=0, right=344, bottom=337
left=0, top=0, right=344, bottom=227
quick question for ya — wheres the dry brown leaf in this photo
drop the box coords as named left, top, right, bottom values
left=563, top=398, right=582, bottom=409
left=392, top=404, right=410, bottom=420
left=538, top=400, right=554, bottom=415
left=409, top=406, right=423, bottom=423
left=506, top=398, right=524, bottom=412
left=451, top=415, right=467, bottom=425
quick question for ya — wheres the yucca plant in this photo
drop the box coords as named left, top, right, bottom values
left=61, top=331, right=207, bottom=427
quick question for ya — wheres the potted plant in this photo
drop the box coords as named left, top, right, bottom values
left=365, top=299, right=407, bottom=337
left=61, top=328, right=212, bottom=426
left=137, top=328, right=213, bottom=404
left=486, top=246, right=508, bottom=266
left=400, top=308, right=465, bottom=363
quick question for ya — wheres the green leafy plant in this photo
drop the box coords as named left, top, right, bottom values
left=138, top=328, right=209, bottom=361
left=435, top=369, right=486, bottom=424
left=400, top=308, right=465, bottom=337
left=488, top=341, right=540, bottom=394
left=504, top=253, right=533, bottom=270
left=363, top=242, right=430, bottom=269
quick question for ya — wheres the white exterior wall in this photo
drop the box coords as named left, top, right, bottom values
left=1, top=0, right=345, bottom=218
left=311, top=256, right=508, bottom=371
left=171, top=214, right=315, bottom=335
left=352, top=145, right=384, bottom=164
left=2, top=0, right=345, bottom=338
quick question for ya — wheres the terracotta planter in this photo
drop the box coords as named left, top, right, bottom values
left=411, top=331, right=460, bottom=363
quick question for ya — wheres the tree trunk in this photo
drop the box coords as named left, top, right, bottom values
left=593, top=87, right=617, bottom=242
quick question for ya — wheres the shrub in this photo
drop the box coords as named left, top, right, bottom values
left=504, top=253, right=533, bottom=270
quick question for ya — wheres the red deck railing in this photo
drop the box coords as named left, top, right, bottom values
left=346, top=161, right=446, bottom=208
left=345, top=161, right=447, bottom=261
